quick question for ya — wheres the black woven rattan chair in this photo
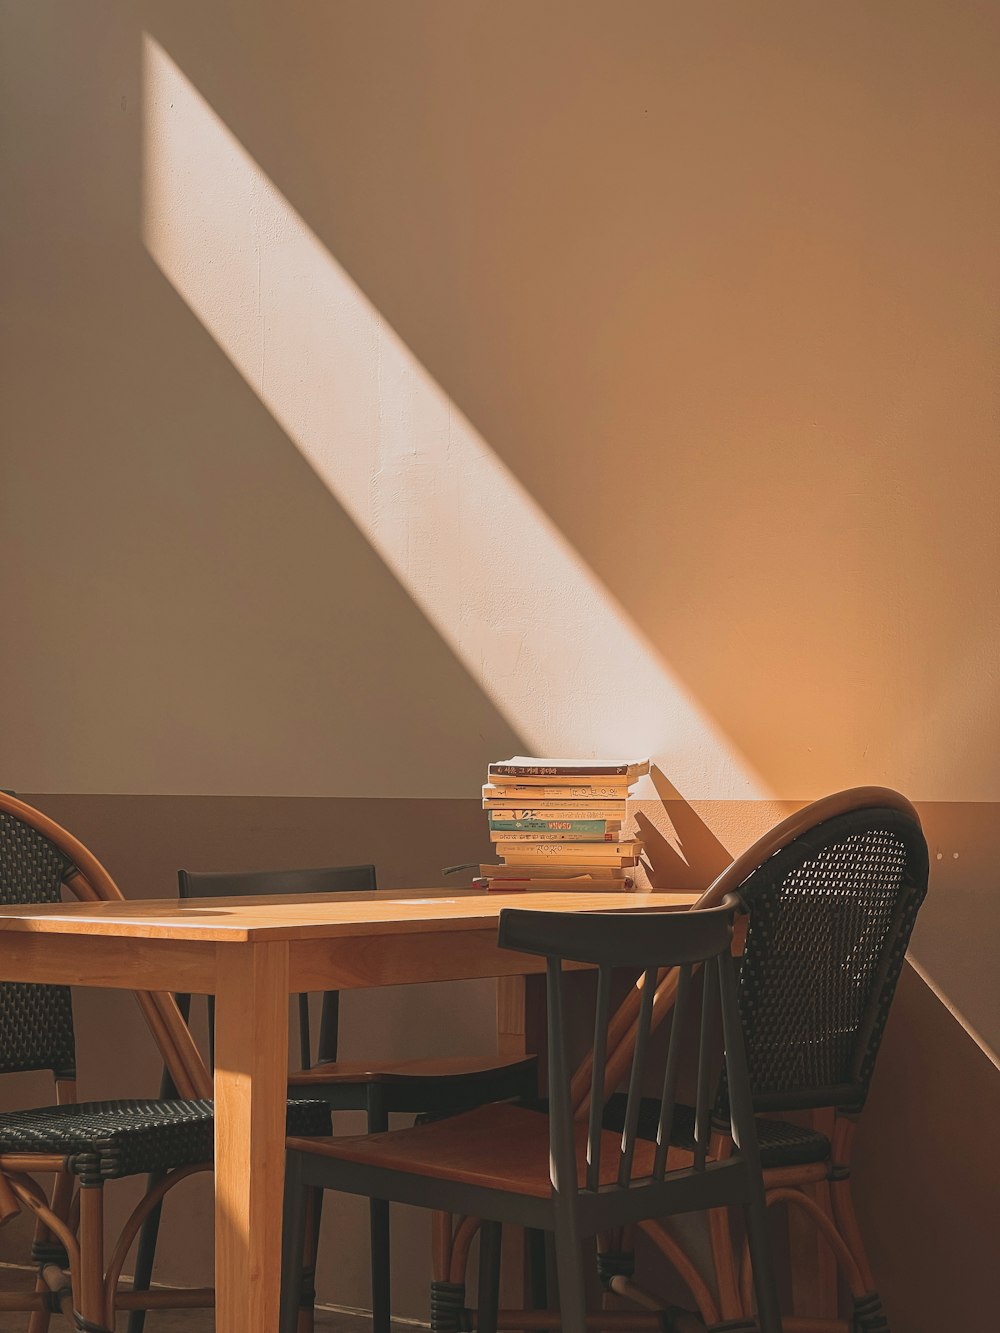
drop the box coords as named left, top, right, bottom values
left=280, top=898, right=784, bottom=1333
left=129, top=864, right=538, bottom=1333
left=0, top=792, right=331, bottom=1333
left=594, top=788, right=929, bottom=1331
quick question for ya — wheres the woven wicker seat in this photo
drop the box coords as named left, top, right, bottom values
left=0, top=1097, right=330, bottom=1180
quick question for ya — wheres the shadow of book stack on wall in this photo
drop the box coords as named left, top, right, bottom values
left=478, top=756, right=649, bottom=890
left=634, top=770, right=803, bottom=892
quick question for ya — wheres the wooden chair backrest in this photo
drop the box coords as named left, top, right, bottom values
left=500, top=899, right=742, bottom=1194
left=178, top=863, right=377, bottom=1071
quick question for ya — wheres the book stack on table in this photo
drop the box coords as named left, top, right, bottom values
left=478, top=756, right=649, bottom=891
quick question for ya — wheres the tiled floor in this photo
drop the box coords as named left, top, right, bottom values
left=0, top=1265, right=406, bottom=1331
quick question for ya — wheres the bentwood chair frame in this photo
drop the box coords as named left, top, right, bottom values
left=588, top=788, right=928, bottom=1333
left=0, top=792, right=216, bottom=1332
left=280, top=898, right=784, bottom=1333
left=129, top=863, right=539, bottom=1333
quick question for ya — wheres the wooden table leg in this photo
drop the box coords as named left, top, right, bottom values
left=214, top=941, right=290, bottom=1333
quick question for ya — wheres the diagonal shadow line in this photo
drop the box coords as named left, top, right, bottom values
left=140, top=32, right=768, bottom=800
left=906, top=951, right=1000, bottom=1072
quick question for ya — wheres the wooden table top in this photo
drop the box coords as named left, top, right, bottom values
left=0, top=888, right=700, bottom=944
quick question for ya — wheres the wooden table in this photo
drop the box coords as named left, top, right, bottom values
left=0, top=887, right=697, bottom=1332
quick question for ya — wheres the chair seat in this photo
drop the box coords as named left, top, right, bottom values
left=287, top=1054, right=535, bottom=1087
left=287, top=1101, right=659, bottom=1197
left=0, top=1098, right=331, bottom=1179
left=603, top=1094, right=831, bottom=1169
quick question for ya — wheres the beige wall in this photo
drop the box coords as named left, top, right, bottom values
left=2, top=3, right=999, bottom=1328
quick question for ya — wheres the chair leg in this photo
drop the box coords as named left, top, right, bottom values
left=707, top=1204, right=745, bottom=1322
left=430, top=1211, right=465, bottom=1333
left=297, top=1188, right=323, bottom=1333
left=430, top=1278, right=468, bottom=1333
left=716, top=952, right=783, bottom=1333
left=27, top=1271, right=52, bottom=1333
left=125, top=1171, right=165, bottom=1333
left=552, top=1216, right=586, bottom=1333
left=27, top=1167, right=74, bottom=1333
left=477, top=1220, right=502, bottom=1333
left=78, top=1182, right=110, bottom=1333
left=742, top=1194, right=784, bottom=1333
left=527, top=1226, right=548, bottom=1309
left=830, top=1119, right=888, bottom=1332
left=370, top=1198, right=392, bottom=1333
left=432, top=1216, right=481, bottom=1333
left=367, top=1089, right=392, bottom=1333
left=280, top=1151, right=310, bottom=1333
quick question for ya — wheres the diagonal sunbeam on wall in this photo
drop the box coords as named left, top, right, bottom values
left=141, top=34, right=767, bottom=800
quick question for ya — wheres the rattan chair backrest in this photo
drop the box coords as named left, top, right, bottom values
left=730, top=803, right=928, bottom=1114
left=0, top=793, right=211, bottom=1098
left=0, top=810, right=77, bottom=1078
left=572, top=787, right=929, bottom=1119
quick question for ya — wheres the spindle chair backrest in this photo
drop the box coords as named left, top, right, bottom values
left=499, top=898, right=754, bottom=1208
left=178, top=864, right=378, bottom=1070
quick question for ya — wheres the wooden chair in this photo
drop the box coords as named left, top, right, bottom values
left=279, top=898, right=784, bottom=1333
left=0, top=791, right=331, bottom=1333
left=592, top=788, right=929, bottom=1331
left=128, top=863, right=539, bottom=1333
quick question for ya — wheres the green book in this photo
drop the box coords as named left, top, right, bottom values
left=487, top=815, right=612, bottom=834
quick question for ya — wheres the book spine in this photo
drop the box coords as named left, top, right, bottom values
left=495, top=843, right=641, bottom=862
left=485, top=784, right=630, bottom=800
left=485, top=877, right=635, bottom=893
left=489, top=763, right=632, bottom=778
left=501, top=857, right=639, bottom=868
left=487, top=816, right=617, bottom=834
left=480, top=863, right=625, bottom=879
left=489, top=830, right=617, bottom=842
left=483, top=802, right=629, bottom=818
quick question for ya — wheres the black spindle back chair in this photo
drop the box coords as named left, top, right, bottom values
left=281, top=898, right=783, bottom=1333
left=176, top=863, right=377, bottom=1074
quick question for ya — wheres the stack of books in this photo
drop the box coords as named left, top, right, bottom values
left=478, top=756, right=649, bottom=891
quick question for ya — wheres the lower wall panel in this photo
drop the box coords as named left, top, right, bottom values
left=855, top=964, right=1000, bottom=1333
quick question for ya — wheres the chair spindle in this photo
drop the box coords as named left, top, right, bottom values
left=653, top=962, right=692, bottom=1180
left=618, top=967, right=657, bottom=1188
left=297, top=995, right=312, bottom=1070
left=585, top=966, right=613, bottom=1192
left=694, top=956, right=719, bottom=1171
left=546, top=958, right=578, bottom=1201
